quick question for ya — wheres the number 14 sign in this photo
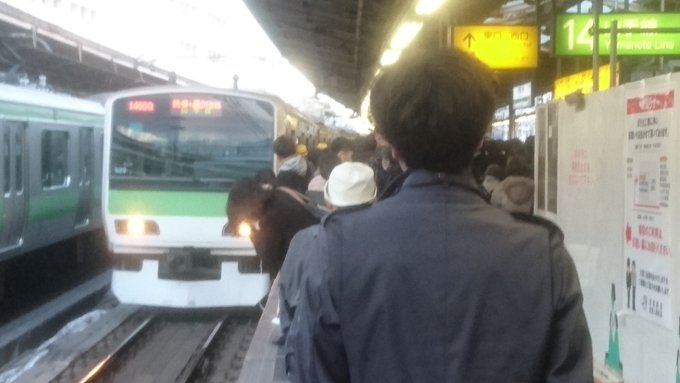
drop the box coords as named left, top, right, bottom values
left=555, top=13, right=680, bottom=56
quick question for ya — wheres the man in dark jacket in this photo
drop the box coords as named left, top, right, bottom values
left=286, top=48, right=592, bottom=383
left=279, top=162, right=377, bottom=342
left=227, top=178, right=318, bottom=279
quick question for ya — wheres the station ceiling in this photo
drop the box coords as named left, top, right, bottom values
left=0, top=2, right=198, bottom=97
left=0, top=0, right=650, bottom=109
left=243, top=0, right=591, bottom=110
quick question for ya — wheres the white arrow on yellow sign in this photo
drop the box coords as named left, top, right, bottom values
left=453, top=25, right=539, bottom=69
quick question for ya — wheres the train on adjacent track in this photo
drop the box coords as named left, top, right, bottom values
left=103, top=86, right=340, bottom=308
left=0, top=84, right=104, bottom=299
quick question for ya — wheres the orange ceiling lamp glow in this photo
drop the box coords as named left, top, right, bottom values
left=416, top=0, right=445, bottom=15
left=380, top=49, right=401, bottom=66
left=390, top=22, right=423, bottom=50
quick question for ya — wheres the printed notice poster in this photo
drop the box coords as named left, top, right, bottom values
left=624, top=84, right=674, bottom=329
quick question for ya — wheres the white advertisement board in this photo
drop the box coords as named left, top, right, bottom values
left=536, top=73, right=680, bottom=382
left=623, top=86, right=674, bottom=329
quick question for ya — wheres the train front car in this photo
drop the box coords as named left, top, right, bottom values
left=103, top=87, right=275, bottom=308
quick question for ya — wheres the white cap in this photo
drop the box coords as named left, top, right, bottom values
left=324, top=162, right=377, bottom=207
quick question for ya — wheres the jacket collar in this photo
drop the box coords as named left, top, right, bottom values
left=402, top=168, right=478, bottom=189
left=399, top=169, right=489, bottom=203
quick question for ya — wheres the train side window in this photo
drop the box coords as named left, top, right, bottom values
left=2, top=130, right=8, bottom=194
left=15, top=129, right=23, bottom=193
left=80, top=128, right=93, bottom=185
left=41, top=130, right=70, bottom=189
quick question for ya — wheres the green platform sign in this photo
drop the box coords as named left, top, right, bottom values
left=556, top=13, right=680, bottom=56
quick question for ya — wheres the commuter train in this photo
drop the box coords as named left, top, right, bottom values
left=103, top=86, right=333, bottom=308
left=0, top=84, right=104, bottom=296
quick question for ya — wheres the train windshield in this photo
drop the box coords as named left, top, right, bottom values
left=110, top=93, right=274, bottom=191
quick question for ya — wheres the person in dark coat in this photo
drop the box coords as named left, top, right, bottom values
left=279, top=162, right=376, bottom=343
left=374, top=144, right=403, bottom=196
left=286, top=48, right=592, bottom=383
left=226, top=177, right=318, bottom=279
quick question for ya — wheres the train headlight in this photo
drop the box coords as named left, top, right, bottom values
left=114, top=218, right=160, bottom=235
left=127, top=218, right=146, bottom=235
left=237, top=221, right=252, bottom=238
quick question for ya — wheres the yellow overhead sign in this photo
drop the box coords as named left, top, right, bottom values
left=453, top=25, right=538, bottom=69
left=554, top=63, right=619, bottom=100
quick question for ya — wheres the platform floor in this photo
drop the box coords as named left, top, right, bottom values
left=238, top=275, right=288, bottom=383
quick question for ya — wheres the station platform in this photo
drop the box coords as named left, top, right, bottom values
left=238, top=276, right=288, bottom=383
left=238, top=275, right=620, bottom=383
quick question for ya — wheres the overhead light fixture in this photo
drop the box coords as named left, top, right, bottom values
left=416, top=0, right=445, bottom=15
left=380, top=49, right=401, bottom=66
left=390, top=22, right=423, bottom=50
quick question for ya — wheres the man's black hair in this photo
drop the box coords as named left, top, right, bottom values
left=329, top=137, right=354, bottom=154
left=226, top=177, right=272, bottom=234
left=370, top=48, right=497, bottom=173
left=274, top=135, right=296, bottom=158
left=318, top=150, right=342, bottom=180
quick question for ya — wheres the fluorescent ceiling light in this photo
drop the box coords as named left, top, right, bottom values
left=390, top=22, right=423, bottom=50
left=380, top=49, right=401, bottom=66
left=416, top=0, right=445, bottom=15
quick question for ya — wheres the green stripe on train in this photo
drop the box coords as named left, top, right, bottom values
left=108, top=190, right=229, bottom=217
left=0, top=102, right=103, bottom=126
left=29, top=191, right=79, bottom=221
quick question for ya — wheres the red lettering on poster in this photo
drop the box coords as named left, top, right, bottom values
left=626, top=91, right=674, bottom=115
left=639, top=225, right=663, bottom=239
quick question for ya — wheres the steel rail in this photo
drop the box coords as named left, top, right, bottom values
left=175, top=318, right=228, bottom=383
left=78, top=316, right=155, bottom=383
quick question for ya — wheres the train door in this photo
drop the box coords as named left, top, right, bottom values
left=74, top=127, right=94, bottom=228
left=0, top=121, right=26, bottom=251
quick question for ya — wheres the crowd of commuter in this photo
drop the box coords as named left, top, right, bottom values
left=228, top=48, right=592, bottom=383
left=472, top=138, right=536, bottom=214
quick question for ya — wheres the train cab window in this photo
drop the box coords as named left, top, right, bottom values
left=2, top=130, right=8, bottom=194
left=41, top=130, right=69, bottom=189
left=15, top=130, right=23, bottom=193
left=111, top=93, right=275, bottom=191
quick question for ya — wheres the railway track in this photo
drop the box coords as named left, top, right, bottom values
left=0, top=307, right=258, bottom=383
left=49, top=310, right=257, bottom=383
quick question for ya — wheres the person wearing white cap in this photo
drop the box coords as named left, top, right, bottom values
left=278, top=162, right=376, bottom=344
left=323, top=162, right=377, bottom=209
